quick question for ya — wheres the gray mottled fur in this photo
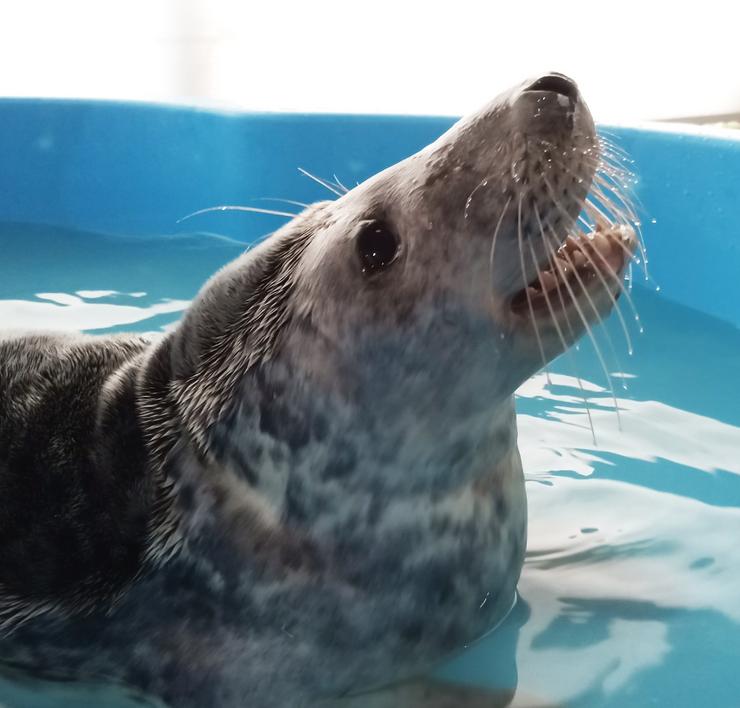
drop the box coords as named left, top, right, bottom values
left=0, top=75, right=626, bottom=707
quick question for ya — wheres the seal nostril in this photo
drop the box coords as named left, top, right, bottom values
left=525, top=73, right=578, bottom=101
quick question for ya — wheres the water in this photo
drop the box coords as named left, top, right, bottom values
left=2, top=223, right=740, bottom=707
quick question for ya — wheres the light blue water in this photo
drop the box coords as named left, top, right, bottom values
left=1, top=223, right=739, bottom=707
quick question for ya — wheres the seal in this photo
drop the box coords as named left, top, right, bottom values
left=0, top=73, right=637, bottom=708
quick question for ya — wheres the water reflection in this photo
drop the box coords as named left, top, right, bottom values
left=517, top=373, right=740, bottom=477
left=439, top=372, right=740, bottom=706
left=0, top=291, right=189, bottom=332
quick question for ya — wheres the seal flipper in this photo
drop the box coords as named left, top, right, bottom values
left=0, top=333, right=165, bottom=634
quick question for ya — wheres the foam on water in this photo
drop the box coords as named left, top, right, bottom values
left=2, top=223, right=739, bottom=706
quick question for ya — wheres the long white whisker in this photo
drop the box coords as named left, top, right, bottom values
left=543, top=174, right=641, bottom=347
left=545, top=224, right=622, bottom=431
left=298, top=167, right=344, bottom=197
left=517, top=194, right=550, bottom=383
left=595, top=169, right=646, bottom=221
left=177, top=205, right=298, bottom=223
left=591, top=181, right=638, bottom=225
left=584, top=199, right=648, bottom=273
left=546, top=226, right=629, bottom=399
left=256, top=197, right=311, bottom=209
left=332, top=174, right=350, bottom=193
left=598, top=140, right=633, bottom=164
left=589, top=188, right=652, bottom=289
left=573, top=239, right=633, bottom=362
left=489, top=195, right=512, bottom=304
left=532, top=209, right=597, bottom=443
left=593, top=177, right=641, bottom=228
left=584, top=234, right=645, bottom=336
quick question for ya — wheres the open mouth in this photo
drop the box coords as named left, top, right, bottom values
left=510, top=219, right=637, bottom=317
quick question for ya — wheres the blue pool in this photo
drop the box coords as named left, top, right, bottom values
left=0, top=100, right=739, bottom=707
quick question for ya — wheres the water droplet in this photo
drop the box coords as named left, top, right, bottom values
left=650, top=218, right=657, bottom=224
left=655, top=285, right=661, bottom=292
left=638, top=326, right=644, bottom=334
left=628, top=348, right=634, bottom=356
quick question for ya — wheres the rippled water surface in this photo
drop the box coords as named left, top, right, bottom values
left=1, top=223, right=739, bottom=707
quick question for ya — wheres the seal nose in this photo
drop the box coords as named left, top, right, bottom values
left=524, top=73, right=579, bottom=101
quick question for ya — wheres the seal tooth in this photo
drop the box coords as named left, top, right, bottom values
left=570, top=250, right=587, bottom=268
left=562, top=235, right=580, bottom=253
left=591, top=231, right=610, bottom=255
left=539, top=269, right=558, bottom=291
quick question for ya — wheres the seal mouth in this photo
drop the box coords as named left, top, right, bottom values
left=509, top=218, right=637, bottom=318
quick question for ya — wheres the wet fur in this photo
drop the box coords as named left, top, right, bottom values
left=0, top=76, right=627, bottom=707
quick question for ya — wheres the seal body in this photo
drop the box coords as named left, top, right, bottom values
left=0, top=74, right=635, bottom=707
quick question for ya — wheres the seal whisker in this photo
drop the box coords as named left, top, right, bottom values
left=587, top=186, right=646, bottom=256
left=597, top=152, right=636, bottom=185
left=592, top=176, right=641, bottom=229
left=464, top=175, right=493, bottom=224
left=489, top=195, right=512, bottom=304
left=177, top=205, right=299, bottom=223
left=332, top=174, right=350, bottom=194
left=575, top=212, right=643, bottom=330
left=594, top=169, right=648, bottom=230
left=517, top=194, right=549, bottom=383
left=598, top=145, right=634, bottom=171
left=570, top=234, right=634, bottom=363
left=597, top=134, right=634, bottom=161
left=584, top=198, right=648, bottom=278
left=532, top=209, right=597, bottom=442
left=539, top=141, right=638, bottom=231
left=589, top=180, right=651, bottom=283
left=589, top=184, right=652, bottom=289
left=298, top=167, right=344, bottom=197
left=256, top=197, right=311, bottom=209
left=544, top=225, right=623, bottom=430
left=589, top=172, right=648, bottom=264
left=589, top=173, right=638, bottom=221
left=542, top=218, right=578, bottom=343
left=546, top=224, right=629, bottom=400
left=580, top=227, right=645, bottom=336
left=542, top=174, right=640, bottom=347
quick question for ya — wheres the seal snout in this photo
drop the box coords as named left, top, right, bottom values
left=523, top=73, right=579, bottom=103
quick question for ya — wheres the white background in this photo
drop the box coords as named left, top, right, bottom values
left=0, top=0, right=737, bottom=122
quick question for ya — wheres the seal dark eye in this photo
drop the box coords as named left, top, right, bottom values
left=356, top=221, right=399, bottom=274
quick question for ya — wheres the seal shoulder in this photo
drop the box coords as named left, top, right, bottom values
left=0, top=332, right=159, bottom=631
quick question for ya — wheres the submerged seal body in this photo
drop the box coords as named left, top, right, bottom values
left=0, top=74, right=635, bottom=707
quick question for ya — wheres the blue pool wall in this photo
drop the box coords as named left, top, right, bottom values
left=0, top=99, right=738, bottom=327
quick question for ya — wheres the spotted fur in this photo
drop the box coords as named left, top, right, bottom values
left=0, top=75, right=628, bottom=707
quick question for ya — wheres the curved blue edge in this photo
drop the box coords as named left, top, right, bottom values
left=0, top=98, right=738, bottom=327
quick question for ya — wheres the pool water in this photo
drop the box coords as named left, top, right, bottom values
left=1, top=222, right=739, bottom=707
